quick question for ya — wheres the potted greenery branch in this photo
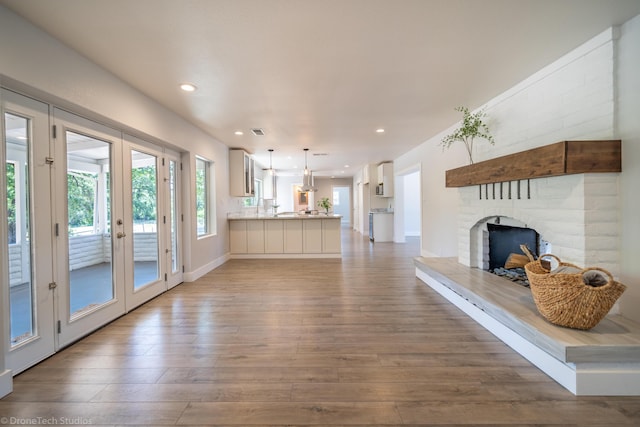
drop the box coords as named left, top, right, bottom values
left=440, top=106, right=495, bottom=164
left=317, top=197, right=332, bottom=214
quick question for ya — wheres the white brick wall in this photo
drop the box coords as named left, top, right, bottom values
left=460, top=173, right=620, bottom=276
left=458, top=30, right=621, bottom=279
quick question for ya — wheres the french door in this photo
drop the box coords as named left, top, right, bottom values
left=53, top=112, right=183, bottom=346
left=3, top=95, right=182, bottom=368
left=2, top=89, right=55, bottom=374
left=52, top=109, right=126, bottom=347
left=122, top=137, right=183, bottom=310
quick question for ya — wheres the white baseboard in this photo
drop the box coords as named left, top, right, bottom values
left=416, top=267, right=640, bottom=396
left=230, top=253, right=341, bottom=259
left=183, top=253, right=230, bottom=282
left=0, top=369, right=12, bottom=398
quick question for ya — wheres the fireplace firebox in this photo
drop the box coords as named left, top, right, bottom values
left=487, top=223, right=539, bottom=286
left=487, top=224, right=539, bottom=270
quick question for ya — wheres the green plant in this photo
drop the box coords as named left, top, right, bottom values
left=440, top=106, right=495, bottom=164
left=317, top=197, right=332, bottom=213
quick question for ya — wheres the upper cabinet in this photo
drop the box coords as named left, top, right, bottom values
left=376, top=162, right=393, bottom=197
left=229, top=149, right=255, bottom=197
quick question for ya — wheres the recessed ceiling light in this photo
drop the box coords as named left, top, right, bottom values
left=376, top=128, right=385, bottom=133
left=234, top=131, right=243, bottom=135
left=180, top=83, right=197, bottom=92
left=344, top=164, right=350, bottom=168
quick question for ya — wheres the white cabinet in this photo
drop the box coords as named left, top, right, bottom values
left=265, top=220, right=284, bottom=253
left=229, top=218, right=341, bottom=257
left=303, top=220, right=323, bottom=253
left=247, top=220, right=265, bottom=254
left=322, top=219, right=341, bottom=253
left=229, top=149, right=255, bottom=197
left=284, top=220, right=303, bottom=253
left=229, top=220, right=247, bottom=253
left=371, top=213, right=393, bottom=242
left=362, top=164, right=370, bottom=184
left=376, top=162, right=393, bottom=197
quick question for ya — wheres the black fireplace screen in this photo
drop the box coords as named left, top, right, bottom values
left=487, top=223, right=539, bottom=271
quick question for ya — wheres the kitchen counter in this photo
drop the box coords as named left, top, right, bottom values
left=228, top=215, right=341, bottom=258
left=228, top=213, right=342, bottom=220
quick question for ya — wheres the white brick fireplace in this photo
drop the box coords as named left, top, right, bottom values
left=458, top=173, right=620, bottom=280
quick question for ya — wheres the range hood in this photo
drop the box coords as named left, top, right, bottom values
left=300, top=170, right=317, bottom=192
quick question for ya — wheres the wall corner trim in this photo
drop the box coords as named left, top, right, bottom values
left=0, top=369, right=13, bottom=399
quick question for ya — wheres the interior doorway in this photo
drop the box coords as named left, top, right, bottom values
left=331, top=185, right=351, bottom=226
left=402, top=171, right=421, bottom=238
left=393, top=166, right=421, bottom=248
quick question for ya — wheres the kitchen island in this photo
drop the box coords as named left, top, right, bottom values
left=228, top=214, right=342, bottom=258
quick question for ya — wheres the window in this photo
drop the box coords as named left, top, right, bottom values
left=6, top=161, right=16, bottom=244
left=243, top=178, right=263, bottom=207
left=67, top=170, right=99, bottom=236
left=195, top=156, right=215, bottom=237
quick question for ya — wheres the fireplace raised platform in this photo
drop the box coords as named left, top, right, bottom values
left=414, top=256, right=640, bottom=396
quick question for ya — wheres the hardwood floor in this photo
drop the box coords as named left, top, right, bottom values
left=2, top=229, right=640, bottom=425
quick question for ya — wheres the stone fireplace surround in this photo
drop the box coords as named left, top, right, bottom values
left=415, top=172, right=640, bottom=396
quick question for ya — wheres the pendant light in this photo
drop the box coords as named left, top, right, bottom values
left=303, top=148, right=310, bottom=176
left=268, top=149, right=275, bottom=176
left=301, top=148, right=317, bottom=192
left=268, top=149, right=277, bottom=201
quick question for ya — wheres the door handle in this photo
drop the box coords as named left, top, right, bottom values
left=116, top=232, right=126, bottom=239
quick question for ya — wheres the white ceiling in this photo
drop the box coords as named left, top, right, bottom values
left=3, top=0, right=640, bottom=177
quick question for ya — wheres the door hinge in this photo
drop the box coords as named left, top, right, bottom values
left=180, top=162, right=183, bottom=171
left=163, top=215, right=166, bottom=224
left=182, top=265, right=185, bottom=273
left=48, top=282, right=57, bottom=290
left=57, top=320, right=61, bottom=334
left=55, top=223, right=59, bottom=237
left=164, top=273, right=168, bottom=281
left=162, top=158, right=165, bottom=166
left=45, top=157, right=54, bottom=165
left=52, top=125, right=57, bottom=139
left=181, top=214, right=184, bottom=222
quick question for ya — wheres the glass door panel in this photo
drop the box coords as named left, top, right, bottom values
left=165, top=153, right=182, bottom=289
left=67, top=131, right=115, bottom=318
left=3, top=89, right=55, bottom=374
left=123, top=136, right=166, bottom=310
left=131, top=150, right=159, bottom=289
left=6, top=114, right=34, bottom=345
left=169, top=160, right=178, bottom=274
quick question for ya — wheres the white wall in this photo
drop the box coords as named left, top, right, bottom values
left=394, top=19, right=640, bottom=322
left=617, top=14, right=640, bottom=320
left=394, top=138, right=462, bottom=257
left=0, top=6, right=232, bottom=279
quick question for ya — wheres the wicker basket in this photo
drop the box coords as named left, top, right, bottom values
left=524, top=254, right=626, bottom=330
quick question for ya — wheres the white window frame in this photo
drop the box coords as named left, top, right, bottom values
left=195, top=156, right=216, bottom=238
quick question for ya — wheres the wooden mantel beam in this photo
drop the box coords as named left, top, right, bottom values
left=445, top=140, right=621, bottom=188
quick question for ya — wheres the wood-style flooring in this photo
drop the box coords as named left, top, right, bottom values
left=2, top=229, right=640, bottom=425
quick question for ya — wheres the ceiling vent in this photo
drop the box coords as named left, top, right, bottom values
left=313, top=153, right=328, bottom=156
left=251, top=128, right=265, bottom=136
